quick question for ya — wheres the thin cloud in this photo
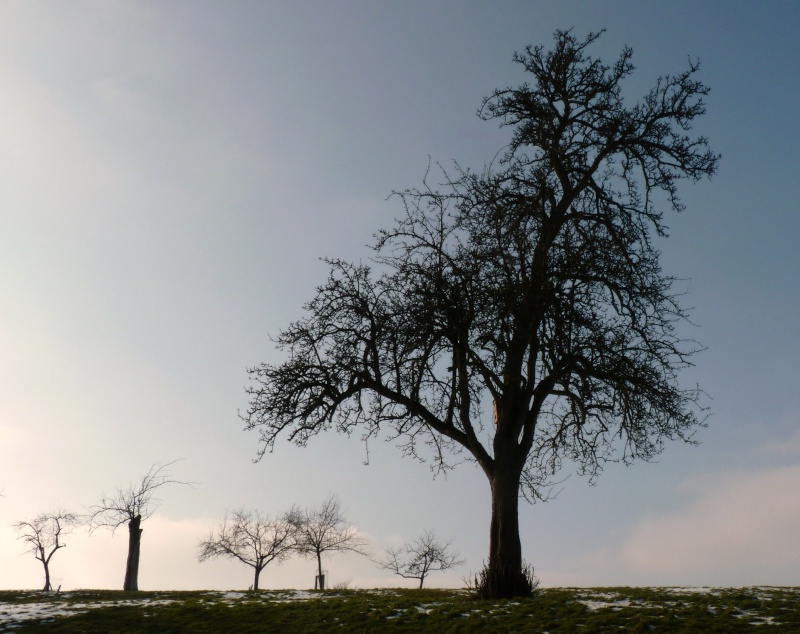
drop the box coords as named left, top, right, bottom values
left=758, top=424, right=800, bottom=457
left=575, top=465, right=800, bottom=587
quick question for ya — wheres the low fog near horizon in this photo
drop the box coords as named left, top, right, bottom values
left=2, top=1, right=799, bottom=591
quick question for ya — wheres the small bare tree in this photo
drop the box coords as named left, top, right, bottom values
left=289, top=494, right=369, bottom=590
left=13, top=509, right=79, bottom=591
left=198, top=509, right=296, bottom=591
left=88, top=460, right=190, bottom=591
left=378, top=530, right=463, bottom=588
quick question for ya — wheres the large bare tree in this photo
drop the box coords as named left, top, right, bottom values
left=88, top=460, right=189, bottom=591
left=242, top=30, right=718, bottom=598
left=13, top=509, right=79, bottom=591
left=198, top=508, right=296, bottom=591
left=378, top=530, right=463, bottom=589
left=288, top=495, right=369, bottom=590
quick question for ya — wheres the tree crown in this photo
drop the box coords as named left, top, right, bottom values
left=243, top=30, right=717, bottom=500
left=288, top=495, right=369, bottom=558
left=88, top=460, right=191, bottom=532
left=198, top=508, right=296, bottom=570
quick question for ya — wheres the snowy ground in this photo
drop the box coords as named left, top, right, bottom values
left=0, top=595, right=177, bottom=629
left=572, top=587, right=800, bottom=628
left=0, top=589, right=324, bottom=630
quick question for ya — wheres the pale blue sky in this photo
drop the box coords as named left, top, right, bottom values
left=1, top=1, right=799, bottom=590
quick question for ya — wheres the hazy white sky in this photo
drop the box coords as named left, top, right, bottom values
left=2, top=1, right=799, bottom=591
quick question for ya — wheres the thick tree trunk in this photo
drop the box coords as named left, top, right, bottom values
left=123, top=515, right=142, bottom=592
left=253, top=566, right=261, bottom=591
left=483, top=465, right=529, bottom=599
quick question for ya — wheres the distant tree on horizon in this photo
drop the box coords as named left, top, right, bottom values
left=13, top=508, right=80, bottom=591
left=87, top=460, right=191, bottom=592
left=377, top=530, right=464, bottom=589
left=242, top=29, right=718, bottom=599
left=198, top=508, right=296, bottom=591
left=288, top=495, right=369, bottom=590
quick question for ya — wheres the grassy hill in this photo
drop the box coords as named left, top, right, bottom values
left=2, top=586, right=799, bottom=632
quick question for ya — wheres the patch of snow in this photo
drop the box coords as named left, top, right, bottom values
left=578, top=598, right=633, bottom=611
left=364, top=589, right=401, bottom=597
left=579, top=592, right=620, bottom=601
left=661, top=587, right=718, bottom=595
left=0, top=594, right=177, bottom=628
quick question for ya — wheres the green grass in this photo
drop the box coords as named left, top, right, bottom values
left=2, top=587, right=799, bottom=632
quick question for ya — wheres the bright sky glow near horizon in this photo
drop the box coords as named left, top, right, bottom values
left=1, top=1, right=799, bottom=591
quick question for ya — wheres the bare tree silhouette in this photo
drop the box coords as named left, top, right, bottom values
left=88, top=460, right=191, bottom=591
left=289, top=495, right=369, bottom=590
left=198, top=508, right=296, bottom=591
left=243, top=29, right=718, bottom=598
left=378, top=530, right=463, bottom=588
left=14, top=509, right=79, bottom=591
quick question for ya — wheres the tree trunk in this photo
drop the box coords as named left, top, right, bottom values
left=253, top=566, right=261, bottom=591
left=42, top=562, right=51, bottom=592
left=123, top=515, right=142, bottom=592
left=483, top=465, right=529, bottom=599
left=316, top=551, right=325, bottom=590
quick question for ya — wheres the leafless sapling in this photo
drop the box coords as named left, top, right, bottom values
left=197, top=508, right=296, bottom=591
left=378, top=530, right=463, bottom=588
left=13, top=509, right=79, bottom=591
left=288, top=495, right=369, bottom=590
